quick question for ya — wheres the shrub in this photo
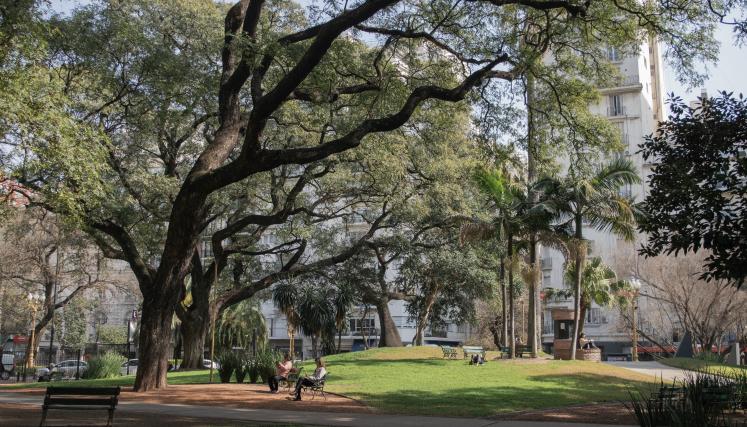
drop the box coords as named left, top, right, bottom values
left=255, top=348, right=281, bottom=384
left=216, top=352, right=239, bottom=383
left=234, top=354, right=248, bottom=384
left=627, top=370, right=744, bottom=427
left=247, top=358, right=259, bottom=384
left=83, top=352, right=126, bottom=379
left=695, top=351, right=725, bottom=364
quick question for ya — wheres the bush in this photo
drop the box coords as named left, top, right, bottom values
left=216, top=352, right=239, bottom=383
left=255, top=348, right=282, bottom=384
left=247, top=358, right=260, bottom=384
left=83, top=352, right=126, bottom=379
left=627, top=369, right=745, bottom=427
left=234, top=354, right=248, bottom=384
left=695, top=351, right=725, bottom=364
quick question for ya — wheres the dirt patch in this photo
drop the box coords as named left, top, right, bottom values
left=501, top=402, right=636, bottom=425
left=8, top=383, right=369, bottom=414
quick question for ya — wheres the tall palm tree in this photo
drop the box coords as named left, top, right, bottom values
left=542, top=158, right=640, bottom=359
left=272, top=280, right=299, bottom=358
left=332, top=283, right=356, bottom=353
left=465, top=167, right=555, bottom=358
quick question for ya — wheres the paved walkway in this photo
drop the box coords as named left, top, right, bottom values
left=0, top=391, right=634, bottom=427
left=604, top=361, right=690, bottom=382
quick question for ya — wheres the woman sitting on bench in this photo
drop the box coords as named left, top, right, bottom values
left=292, top=357, right=326, bottom=401
left=579, top=333, right=598, bottom=349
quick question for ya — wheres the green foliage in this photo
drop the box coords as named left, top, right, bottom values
left=83, top=351, right=125, bottom=379
left=557, top=257, right=632, bottom=309
left=216, top=299, right=267, bottom=352
left=254, top=348, right=282, bottom=384
left=97, top=325, right=127, bottom=344
left=639, top=93, right=747, bottom=286
left=234, top=353, right=248, bottom=384
left=56, top=298, right=88, bottom=350
left=216, top=352, right=240, bottom=384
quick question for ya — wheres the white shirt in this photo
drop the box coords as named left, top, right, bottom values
left=309, top=366, right=326, bottom=380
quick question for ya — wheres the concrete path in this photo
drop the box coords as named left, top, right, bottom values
left=604, top=361, right=690, bottom=382
left=0, top=391, right=635, bottom=427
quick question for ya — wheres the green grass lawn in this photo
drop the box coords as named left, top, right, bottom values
left=659, top=357, right=747, bottom=377
left=297, top=346, right=654, bottom=416
left=1, top=347, right=656, bottom=417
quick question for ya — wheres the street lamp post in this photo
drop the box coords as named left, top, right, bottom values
left=126, top=309, right=137, bottom=375
left=26, top=293, right=42, bottom=371
left=629, top=278, right=642, bottom=362
left=48, top=278, right=58, bottom=366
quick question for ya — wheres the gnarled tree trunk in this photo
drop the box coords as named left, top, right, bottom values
left=376, top=299, right=402, bottom=347
left=135, top=294, right=177, bottom=391
left=412, top=283, right=439, bottom=346
left=179, top=308, right=210, bottom=370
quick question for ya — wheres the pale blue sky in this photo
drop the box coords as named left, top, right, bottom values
left=52, top=0, right=744, bottom=103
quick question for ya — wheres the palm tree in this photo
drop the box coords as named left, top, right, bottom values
left=464, top=167, right=555, bottom=358
left=332, top=283, right=356, bottom=353
left=215, top=299, right=267, bottom=352
left=296, top=286, right=334, bottom=358
left=542, top=158, right=640, bottom=359
left=272, top=280, right=299, bottom=358
left=545, top=257, right=631, bottom=339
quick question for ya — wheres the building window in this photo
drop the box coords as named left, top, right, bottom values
left=543, top=310, right=553, bottom=334
left=542, top=271, right=551, bottom=287
left=349, top=318, right=375, bottom=333
left=609, top=95, right=625, bottom=116
left=607, top=46, right=620, bottom=62
left=586, top=308, right=608, bottom=325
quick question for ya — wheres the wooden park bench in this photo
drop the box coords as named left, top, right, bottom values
left=301, top=373, right=328, bottom=400
left=462, top=346, right=486, bottom=360
left=40, top=386, right=120, bottom=427
left=441, top=346, right=458, bottom=359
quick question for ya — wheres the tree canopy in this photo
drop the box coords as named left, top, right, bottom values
left=639, top=93, right=747, bottom=287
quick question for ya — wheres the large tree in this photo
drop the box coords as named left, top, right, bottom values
left=4, top=0, right=730, bottom=391
left=639, top=93, right=747, bottom=287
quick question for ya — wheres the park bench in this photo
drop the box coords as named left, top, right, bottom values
left=282, top=366, right=305, bottom=394
left=301, top=373, right=328, bottom=400
left=40, top=386, right=120, bottom=427
left=441, top=346, right=458, bottom=359
left=462, top=346, right=486, bottom=360
left=499, top=345, right=530, bottom=358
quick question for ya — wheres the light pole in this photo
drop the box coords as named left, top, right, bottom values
left=48, top=277, right=58, bottom=366
left=126, top=309, right=137, bottom=375
left=629, top=278, right=642, bottom=362
left=26, top=293, right=42, bottom=370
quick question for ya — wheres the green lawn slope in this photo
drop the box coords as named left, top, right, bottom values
left=659, top=357, right=747, bottom=377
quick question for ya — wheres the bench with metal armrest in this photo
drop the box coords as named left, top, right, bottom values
left=441, top=346, right=458, bottom=359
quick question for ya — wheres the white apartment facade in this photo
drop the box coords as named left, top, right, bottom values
left=540, top=38, right=670, bottom=358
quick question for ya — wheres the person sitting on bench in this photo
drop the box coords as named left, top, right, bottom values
left=292, top=357, right=326, bottom=401
left=269, top=353, right=293, bottom=394
left=579, top=333, right=598, bottom=349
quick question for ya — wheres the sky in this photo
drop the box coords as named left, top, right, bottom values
left=51, top=0, right=745, bottom=103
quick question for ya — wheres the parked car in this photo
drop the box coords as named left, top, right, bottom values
left=203, top=359, right=219, bottom=369
left=37, top=360, right=87, bottom=381
left=120, top=359, right=138, bottom=376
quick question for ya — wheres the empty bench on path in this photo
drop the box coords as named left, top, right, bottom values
left=462, top=346, right=486, bottom=360
left=40, top=386, right=120, bottom=427
left=441, top=346, right=458, bottom=359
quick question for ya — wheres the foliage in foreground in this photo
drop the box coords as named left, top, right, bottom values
left=627, top=369, right=747, bottom=427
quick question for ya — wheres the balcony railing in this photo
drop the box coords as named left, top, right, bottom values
left=426, top=329, right=448, bottom=338
left=351, top=327, right=379, bottom=337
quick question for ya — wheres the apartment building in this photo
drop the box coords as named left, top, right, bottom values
left=540, top=38, right=671, bottom=358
